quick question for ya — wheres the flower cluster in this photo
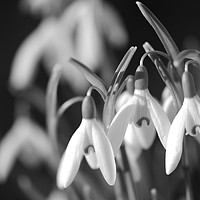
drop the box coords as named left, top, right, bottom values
left=4, top=0, right=200, bottom=200
left=55, top=52, right=200, bottom=189
left=45, top=2, right=200, bottom=200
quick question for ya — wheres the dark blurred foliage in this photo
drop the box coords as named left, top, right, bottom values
left=1, top=0, right=200, bottom=200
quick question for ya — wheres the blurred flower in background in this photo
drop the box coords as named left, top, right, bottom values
left=0, top=0, right=128, bottom=199
left=9, top=0, right=128, bottom=93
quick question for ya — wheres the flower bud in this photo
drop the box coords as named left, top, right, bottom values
left=126, top=76, right=135, bottom=95
left=134, top=66, right=149, bottom=90
left=82, top=95, right=96, bottom=119
left=182, top=71, right=196, bottom=98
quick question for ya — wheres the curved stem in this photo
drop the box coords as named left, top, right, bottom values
left=87, top=85, right=106, bottom=101
left=57, top=97, right=83, bottom=119
left=173, top=49, right=200, bottom=68
left=184, top=60, right=199, bottom=71
left=140, top=50, right=170, bottom=67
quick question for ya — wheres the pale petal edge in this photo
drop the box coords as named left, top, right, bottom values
left=107, top=100, right=133, bottom=156
left=146, top=91, right=171, bottom=148
left=56, top=124, right=85, bottom=188
left=165, top=104, right=186, bottom=175
left=92, top=120, right=116, bottom=185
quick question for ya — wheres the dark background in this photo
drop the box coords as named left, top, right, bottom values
left=1, top=0, right=200, bottom=199
left=2, top=0, right=200, bottom=133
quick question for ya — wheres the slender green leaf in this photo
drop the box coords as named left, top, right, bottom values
left=136, top=2, right=179, bottom=60
left=57, top=97, right=83, bottom=119
left=69, top=58, right=108, bottom=96
left=108, top=46, right=137, bottom=95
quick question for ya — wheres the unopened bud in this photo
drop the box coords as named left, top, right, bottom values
left=126, top=76, right=135, bottom=94
left=82, top=95, right=96, bottom=119
left=135, top=66, right=149, bottom=90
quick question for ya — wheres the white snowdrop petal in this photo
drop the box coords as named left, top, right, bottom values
left=124, top=124, right=142, bottom=160
left=115, top=91, right=132, bottom=112
left=146, top=91, right=171, bottom=149
left=84, top=148, right=98, bottom=169
left=133, top=120, right=156, bottom=149
left=84, top=120, right=99, bottom=169
left=56, top=123, right=85, bottom=189
left=165, top=106, right=186, bottom=175
left=92, top=121, right=116, bottom=185
left=124, top=124, right=140, bottom=148
left=108, top=101, right=133, bottom=156
left=133, top=97, right=156, bottom=149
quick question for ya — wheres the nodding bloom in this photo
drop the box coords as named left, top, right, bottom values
left=165, top=70, right=200, bottom=175
left=108, top=65, right=171, bottom=156
left=56, top=95, right=116, bottom=189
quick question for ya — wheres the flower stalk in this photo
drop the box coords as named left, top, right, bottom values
left=182, top=137, right=194, bottom=200
left=120, top=144, right=141, bottom=200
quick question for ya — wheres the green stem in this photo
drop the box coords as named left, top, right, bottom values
left=86, top=85, right=106, bottom=101
left=57, top=97, right=83, bottom=119
left=120, top=144, right=141, bottom=200
left=114, top=165, right=128, bottom=200
left=182, top=137, right=194, bottom=200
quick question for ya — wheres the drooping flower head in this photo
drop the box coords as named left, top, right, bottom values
left=165, top=69, right=200, bottom=175
left=108, top=65, right=171, bottom=157
left=57, top=96, right=116, bottom=188
left=57, top=95, right=116, bottom=189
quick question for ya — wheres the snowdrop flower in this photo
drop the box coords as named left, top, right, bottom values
left=10, top=0, right=128, bottom=93
left=57, top=95, right=116, bottom=189
left=0, top=116, right=58, bottom=182
left=108, top=66, right=171, bottom=156
left=165, top=70, right=200, bottom=175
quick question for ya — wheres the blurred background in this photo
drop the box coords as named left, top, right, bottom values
left=1, top=0, right=200, bottom=199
